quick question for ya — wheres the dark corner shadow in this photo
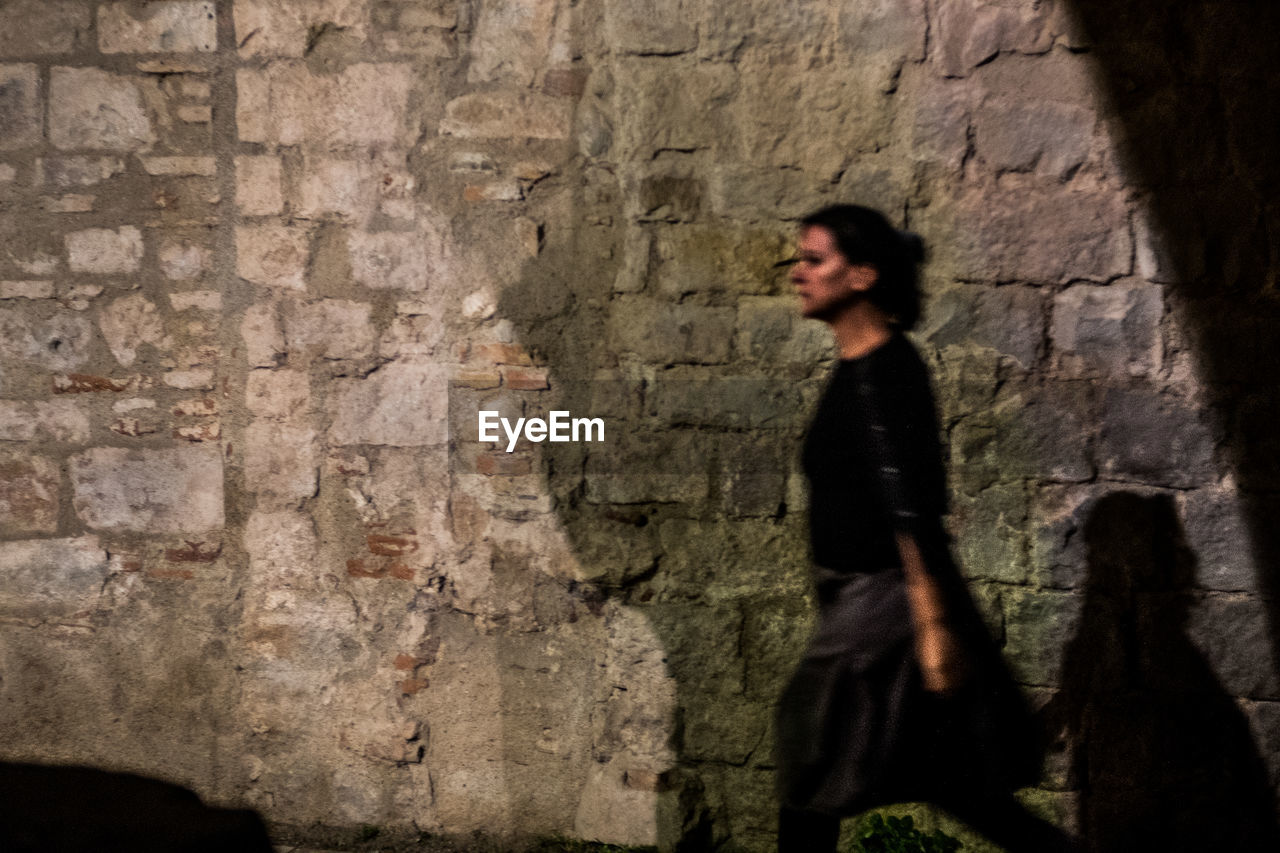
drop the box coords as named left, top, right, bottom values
left=1047, top=492, right=1280, bottom=851
left=0, top=762, right=273, bottom=852
left=1065, top=2, right=1280, bottom=660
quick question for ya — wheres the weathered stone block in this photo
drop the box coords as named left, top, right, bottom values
left=1187, top=597, right=1279, bottom=699
left=0, top=65, right=40, bottom=150
left=49, top=68, right=155, bottom=151
left=0, top=1, right=93, bottom=56
left=0, top=536, right=109, bottom=617
left=0, top=399, right=91, bottom=443
left=440, top=90, right=572, bottom=140
left=241, top=301, right=286, bottom=367
left=1180, top=489, right=1257, bottom=593
left=1097, top=388, right=1216, bottom=489
left=929, top=183, right=1131, bottom=284
left=39, top=156, right=126, bottom=187
left=836, top=0, right=927, bottom=91
left=99, top=2, right=217, bottom=54
left=234, top=0, right=368, bottom=58
left=98, top=293, right=169, bottom=367
left=1002, top=587, right=1083, bottom=687
left=607, top=297, right=734, bottom=364
left=469, top=0, right=558, bottom=85
left=611, top=58, right=735, bottom=160
left=246, top=369, right=311, bottom=419
left=245, top=421, right=318, bottom=504
left=0, top=451, right=60, bottom=536
left=66, top=226, right=144, bottom=274
left=573, top=761, right=659, bottom=848
left=70, top=446, right=224, bottom=533
left=0, top=280, right=53, bottom=300
left=953, top=482, right=1030, bottom=584
left=604, top=0, right=697, bottom=56
left=236, top=63, right=414, bottom=147
left=925, top=284, right=1045, bottom=369
left=0, top=307, right=96, bottom=370
left=169, top=291, right=220, bottom=312
left=244, top=509, right=319, bottom=588
left=236, top=224, right=310, bottom=289
left=297, top=158, right=370, bottom=219
left=652, top=224, right=789, bottom=297
left=282, top=298, right=375, bottom=361
left=974, top=96, right=1094, bottom=179
left=934, top=0, right=1055, bottom=77
left=910, top=80, right=972, bottom=170
left=348, top=231, right=432, bottom=291
left=159, top=240, right=211, bottom=280
left=328, top=360, right=448, bottom=446
left=141, top=156, right=216, bottom=176
left=1052, top=283, right=1163, bottom=379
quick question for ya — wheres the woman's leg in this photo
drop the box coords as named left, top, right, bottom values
left=777, top=807, right=840, bottom=853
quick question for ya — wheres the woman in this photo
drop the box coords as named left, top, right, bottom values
left=775, top=204, right=1075, bottom=853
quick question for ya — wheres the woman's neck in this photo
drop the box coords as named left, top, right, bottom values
left=829, top=299, right=894, bottom=360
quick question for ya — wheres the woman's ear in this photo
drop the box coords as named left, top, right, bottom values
left=846, top=263, right=878, bottom=293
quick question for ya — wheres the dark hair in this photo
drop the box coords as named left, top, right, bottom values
left=800, top=204, right=925, bottom=330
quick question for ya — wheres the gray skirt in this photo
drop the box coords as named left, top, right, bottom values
left=775, top=563, right=1041, bottom=816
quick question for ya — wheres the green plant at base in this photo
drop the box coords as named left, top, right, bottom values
left=849, top=813, right=962, bottom=853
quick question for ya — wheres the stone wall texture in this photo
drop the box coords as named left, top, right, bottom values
left=1, top=0, right=1278, bottom=850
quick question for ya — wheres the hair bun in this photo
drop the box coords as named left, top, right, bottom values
left=897, top=229, right=925, bottom=263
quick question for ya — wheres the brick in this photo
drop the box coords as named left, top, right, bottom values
left=503, top=367, right=549, bottom=391
left=440, top=90, right=573, bottom=140
left=159, top=240, right=211, bottom=280
left=0, top=65, right=41, bottom=150
left=50, top=67, right=155, bottom=151
left=0, top=536, right=109, bottom=618
left=43, top=194, right=95, bottom=213
left=235, top=155, right=283, bottom=216
left=0, top=1, right=93, bottom=56
left=236, top=62, right=414, bottom=147
left=328, top=360, right=449, bottom=446
left=0, top=451, right=60, bottom=535
left=70, top=446, right=224, bottom=533
left=53, top=373, right=129, bottom=394
left=98, top=294, right=169, bottom=367
left=162, top=368, right=214, bottom=390
left=604, top=0, right=696, bottom=56
left=140, top=156, right=216, bottom=176
left=236, top=224, right=310, bottom=289
left=174, top=422, right=220, bottom=441
left=66, top=226, right=144, bottom=275
left=98, top=2, right=217, bottom=54
left=245, top=421, right=318, bottom=504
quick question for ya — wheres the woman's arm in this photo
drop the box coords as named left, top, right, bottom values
left=897, top=532, right=968, bottom=694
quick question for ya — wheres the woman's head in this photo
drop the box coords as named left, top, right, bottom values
left=792, top=204, right=925, bottom=330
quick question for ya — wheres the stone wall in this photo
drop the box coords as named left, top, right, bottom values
left=1, top=1, right=1277, bottom=850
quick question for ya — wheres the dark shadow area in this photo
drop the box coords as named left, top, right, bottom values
left=1048, top=492, right=1280, bottom=851
left=1067, top=0, right=1280, bottom=660
left=0, top=762, right=273, bottom=852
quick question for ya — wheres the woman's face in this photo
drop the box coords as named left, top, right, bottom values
left=790, top=225, right=876, bottom=321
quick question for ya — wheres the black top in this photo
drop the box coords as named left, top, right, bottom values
left=802, top=332, right=949, bottom=573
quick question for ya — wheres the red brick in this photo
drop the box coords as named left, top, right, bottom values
left=367, top=534, right=418, bottom=557
left=54, top=373, right=127, bottom=393
left=503, top=367, right=549, bottom=390
left=393, top=654, right=419, bottom=671
left=472, top=342, right=534, bottom=366
left=475, top=452, right=532, bottom=476
left=398, top=677, right=428, bottom=695
left=165, top=541, right=222, bottom=563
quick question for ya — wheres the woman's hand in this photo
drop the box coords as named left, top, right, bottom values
left=896, top=533, right=969, bottom=694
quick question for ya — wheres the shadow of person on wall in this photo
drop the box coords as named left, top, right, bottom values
left=0, top=763, right=273, bottom=852
left=1067, top=0, right=1280, bottom=688
left=1047, top=492, right=1279, bottom=852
